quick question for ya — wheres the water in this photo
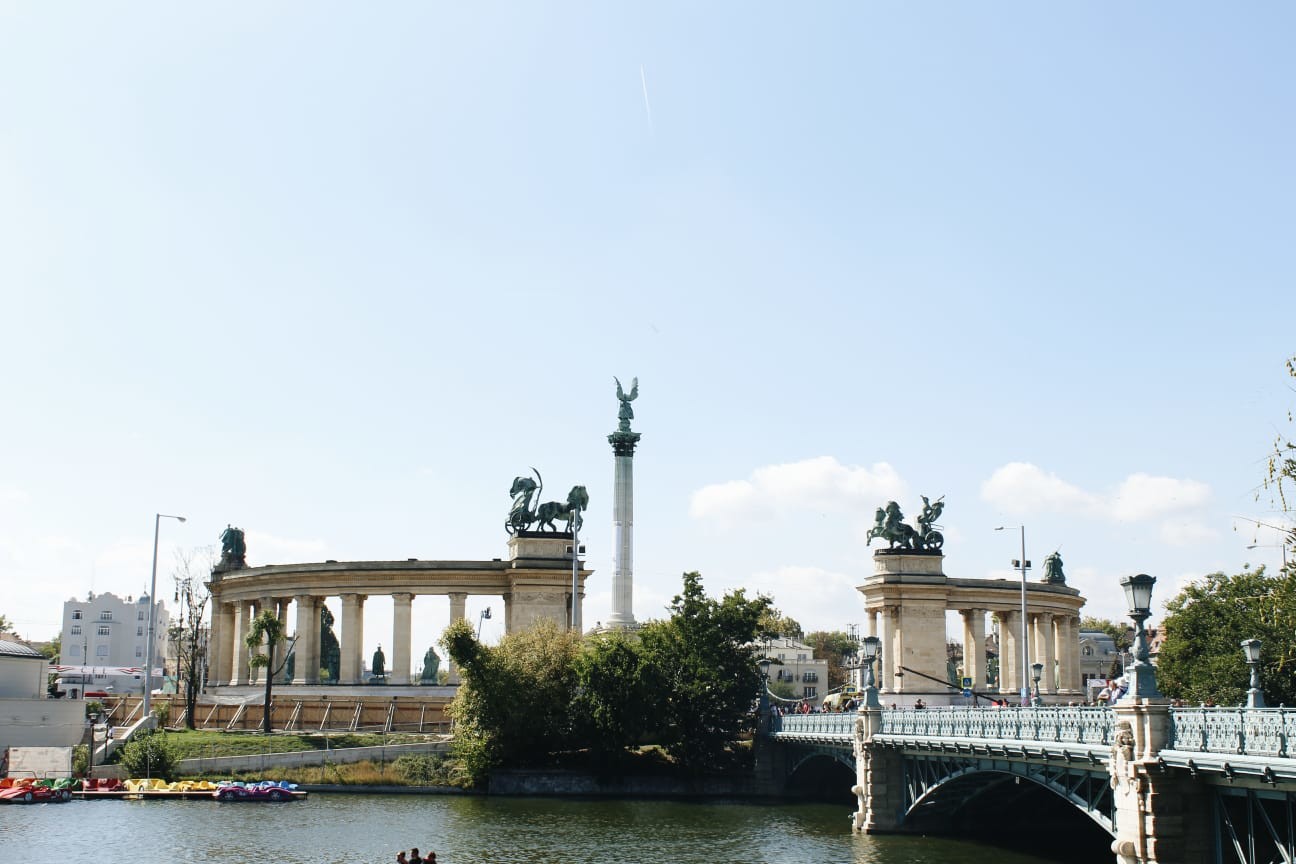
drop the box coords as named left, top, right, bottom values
left=1, top=794, right=1067, bottom=864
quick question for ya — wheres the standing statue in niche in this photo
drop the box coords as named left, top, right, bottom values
left=1042, top=551, right=1067, bottom=585
left=420, top=647, right=441, bottom=683
left=217, top=524, right=247, bottom=570
left=371, top=645, right=386, bottom=681
left=614, top=376, right=639, bottom=432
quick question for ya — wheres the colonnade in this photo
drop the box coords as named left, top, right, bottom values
left=206, top=591, right=484, bottom=687
left=866, top=606, right=1084, bottom=696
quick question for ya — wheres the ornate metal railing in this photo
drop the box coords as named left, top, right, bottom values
left=771, top=707, right=1115, bottom=749
left=1169, top=707, right=1296, bottom=759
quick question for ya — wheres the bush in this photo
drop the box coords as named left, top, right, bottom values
left=85, top=701, right=103, bottom=719
left=117, top=732, right=178, bottom=781
left=394, top=753, right=460, bottom=786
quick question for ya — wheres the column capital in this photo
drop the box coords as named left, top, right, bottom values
left=392, top=592, right=415, bottom=603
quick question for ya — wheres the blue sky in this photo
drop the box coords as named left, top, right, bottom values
left=2, top=4, right=1293, bottom=664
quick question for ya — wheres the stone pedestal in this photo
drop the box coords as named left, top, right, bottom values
left=868, top=552, right=947, bottom=695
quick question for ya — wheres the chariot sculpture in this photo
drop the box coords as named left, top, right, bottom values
left=866, top=496, right=944, bottom=551
left=506, top=468, right=589, bottom=535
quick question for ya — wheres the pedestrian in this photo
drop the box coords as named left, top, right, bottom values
left=410, top=849, right=423, bottom=864
left=426, top=854, right=437, bottom=864
left=397, top=853, right=407, bottom=864
left=914, top=698, right=926, bottom=710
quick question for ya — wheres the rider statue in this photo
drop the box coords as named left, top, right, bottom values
left=867, top=496, right=945, bottom=551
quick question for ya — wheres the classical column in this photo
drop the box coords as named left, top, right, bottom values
left=207, top=598, right=225, bottom=688
left=961, top=609, right=985, bottom=690
left=447, top=592, right=468, bottom=684
left=275, top=599, right=291, bottom=684
left=996, top=611, right=1018, bottom=696
left=867, top=610, right=878, bottom=639
left=292, top=595, right=318, bottom=685
left=607, top=388, right=642, bottom=630
left=231, top=601, right=251, bottom=686
left=1035, top=612, right=1056, bottom=694
left=392, top=593, right=413, bottom=685
left=340, top=594, right=361, bottom=685
left=1068, top=614, right=1084, bottom=693
left=879, top=606, right=896, bottom=693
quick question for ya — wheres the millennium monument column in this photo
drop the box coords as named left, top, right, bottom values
left=605, top=376, right=641, bottom=630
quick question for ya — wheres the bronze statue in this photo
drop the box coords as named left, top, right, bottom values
left=217, top=525, right=247, bottom=570
left=371, top=645, right=385, bottom=679
left=420, top=647, right=440, bottom=683
left=614, top=376, right=639, bottom=432
left=867, top=497, right=945, bottom=551
left=506, top=467, right=588, bottom=535
left=507, top=470, right=541, bottom=534
left=533, top=485, right=590, bottom=533
left=1042, top=551, right=1066, bottom=585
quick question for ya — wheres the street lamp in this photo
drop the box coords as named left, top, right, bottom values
left=996, top=526, right=1031, bottom=706
left=1031, top=662, right=1044, bottom=707
left=477, top=607, right=492, bottom=640
left=860, top=635, right=882, bottom=709
left=144, top=513, right=185, bottom=719
left=1119, top=573, right=1160, bottom=699
left=757, top=656, right=772, bottom=719
left=1241, top=638, right=1265, bottom=708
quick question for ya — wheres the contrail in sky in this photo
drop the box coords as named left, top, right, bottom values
left=640, top=64, right=654, bottom=131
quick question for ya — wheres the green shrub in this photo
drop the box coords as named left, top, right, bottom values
left=118, top=732, right=177, bottom=781
left=394, top=753, right=461, bottom=786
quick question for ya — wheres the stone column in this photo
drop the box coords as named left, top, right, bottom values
left=607, top=419, right=642, bottom=629
left=1034, top=612, right=1055, bottom=694
left=231, top=601, right=251, bottom=686
left=339, top=594, right=361, bottom=685
left=275, top=599, right=291, bottom=684
left=292, top=596, right=318, bottom=685
left=1071, top=615, right=1084, bottom=693
left=867, top=610, right=878, bottom=639
left=961, top=609, right=984, bottom=690
left=212, top=601, right=235, bottom=687
left=997, top=611, right=1019, bottom=697
left=447, top=592, right=468, bottom=685
left=878, top=606, right=896, bottom=693
left=392, top=593, right=413, bottom=685
left=207, top=599, right=225, bottom=687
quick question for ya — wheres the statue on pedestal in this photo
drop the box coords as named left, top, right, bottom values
left=371, top=645, right=385, bottom=680
left=505, top=467, right=589, bottom=535
left=216, top=525, right=247, bottom=571
left=1042, top=551, right=1067, bottom=585
left=614, top=376, right=639, bottom=432
left=866, top=496, right=945, bottom=551
left=420, top=647, right=440, bottom=683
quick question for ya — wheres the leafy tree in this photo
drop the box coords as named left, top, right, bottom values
left=756, top=607, right=803, bottom=640
left=246, top=610, right=296, bottom=734
left=804, top=630, right=859, bottom=691
left=572, top=630, right=660, bottom=767
left=1156, top=566, right=1296, bottom=707
left=40, top=635, right=61, bottom=661
left=169, top=549, right=213, bottom=730
left=768, top=679, right=798, bottom=700
left=638, top=571, right=770, bottom=773
left=1080, top=616, right=1133, bottom=651
left=117, top=731, right=177, bottom=781
left=441, top=618, right=582, bottom=783
left=1263, top=356, right=1296, bottom=518
left=319, top=607, right=341, bottom=682
left=0, top=614, right=11, bottom=634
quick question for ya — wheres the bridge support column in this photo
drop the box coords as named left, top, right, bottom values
left=1110, top=701, right=1212, bottom=863
left=852, top=707, right=903, bottom=832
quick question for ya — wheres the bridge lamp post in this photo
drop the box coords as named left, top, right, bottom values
left=1241, top=639, right=1265, bottom=708
left=1119, top=573, right=1161, bottom=699
left=145, top=513, right=185, bottom=720
left=860, top=635, right=882, bottom=709
left=995, top=526, right=1031, bottom=706
left=1031, top=662, right=1044, bottom=707
left=757, top=656, right=772, bottom=720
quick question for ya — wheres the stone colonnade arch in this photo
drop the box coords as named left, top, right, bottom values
left=205, top=535, right=589, bottom=688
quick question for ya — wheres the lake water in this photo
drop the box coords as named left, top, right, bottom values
left=1, top=793, right=1072, bottom=864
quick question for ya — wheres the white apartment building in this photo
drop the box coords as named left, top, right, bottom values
left=55, top=591, right=169, bottom=699
left=756, top=636, right=828, bottom=700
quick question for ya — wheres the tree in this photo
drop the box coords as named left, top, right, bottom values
left=319, top=607, right=340, bottom=683
left=1080, top=616, right=1133, bottom=651
left=117, top=731, right=177, bottom=781
left=804, top=630, right=859, bottom=691
left=756, top=607, right=803, bottom=640
left=1156, top=566, right=1296, bottom=707
left=441, top=618, right=582, bottom=783
left=1263, top=355, right=1296, bottom=530
left=638, top=571, right=770, bottom=773
left=40, top=635, right=61, bottom=661
left=571, top=630, right=660, bottom=768
left=245, top=610, right=296, bottom=734
left=0, top=614, right=11, bottom=634
left=170, top=548, right=213, bottom=730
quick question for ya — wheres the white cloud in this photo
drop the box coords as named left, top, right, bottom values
left=744, top=565, right=863, bottom=628
left=1112, top=474, right=1211, bottom=522
left=690, top=457, right=905, bottom=523
left=981, top=463, right=1100, bottom=515
left=1159, top=518, right=1217, bottom=546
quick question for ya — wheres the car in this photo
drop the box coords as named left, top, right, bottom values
left=213, top=782, right=298, bottom=802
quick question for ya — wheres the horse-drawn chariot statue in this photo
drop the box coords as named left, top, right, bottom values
left=866, top=495, right=945, bottom=551
left=505, top=468, right=589, bottom=535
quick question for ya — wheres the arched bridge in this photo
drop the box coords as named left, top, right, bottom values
left=765, top=705, right=1296, bottom=864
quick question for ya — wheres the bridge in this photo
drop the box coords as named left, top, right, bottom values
left=763, top=703, right=1296, bottom=864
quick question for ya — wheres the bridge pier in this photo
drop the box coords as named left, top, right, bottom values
left=851, top=707, right=904, bottom=832
left=1110, top=700, right=1212, bottom=864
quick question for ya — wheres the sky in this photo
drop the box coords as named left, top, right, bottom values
left=2, top=3, right=1294, bottom=668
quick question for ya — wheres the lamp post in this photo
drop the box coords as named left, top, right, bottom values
left=996, top=526, right=1031, bottom=706
left=1119, top=573, right=1160, bottom=699
left=1241, top=638, right=1265, bottom=708
left=477, top=607, right=492, bottom=640
left=757, top=656, right=772, bottom=723
left=144, top=513, right=185, bottom=719
left=860, top=635, right=882, bottom=709
left=569, top=507, right=582, bottom=634
left=1031, top=662, right=1044, bottom=707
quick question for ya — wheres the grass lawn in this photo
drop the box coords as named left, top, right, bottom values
left=154, top=729, right=444, bottom=761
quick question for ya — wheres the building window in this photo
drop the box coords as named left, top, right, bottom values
left=71, top=625, right=82, bottom=636
left=69, top=644, right=80, bottom=657
left=138, top=610, right=145, bottom=620
left=135, top=647, right=143, bottom=658
left=97, top=625, right=110, bottom=636
left=137, top=626, right=144, bottom=636
left=96, top=645, right=109, bottom=657
left=797, top=654, right=807, bottom=662
left=803, top=687, right=817, bottom=699
left=1083, top=646, right=1093, bottom=656
left=72, top=610, right=82, bottom=620
left=99, top=611, right=112, bottom=621
left=803, top=672, right=818, bottom=682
